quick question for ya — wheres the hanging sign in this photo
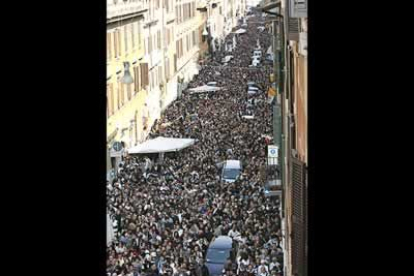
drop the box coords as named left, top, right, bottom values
left=268, top=145, right=279, bottom=158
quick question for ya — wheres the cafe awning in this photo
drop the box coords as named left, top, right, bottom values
left=127, top=137, right=196, bottom=154
left=187, top=85, right=223, bottom=94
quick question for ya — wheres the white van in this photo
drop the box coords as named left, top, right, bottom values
left=253, top=50, right=262, bottom=58
left=251, top=59, right=260, bottom=67
left=207, top=82, right=218, bottom=87
left=221, top=160, right=242, bottom=183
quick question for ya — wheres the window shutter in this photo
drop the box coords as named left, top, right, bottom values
left=131, top=23, right=135, bottom=49
left=119, top=82, right=124, bottom=106
left=288, top=17, right=300, bottom=41
left=114, top=30, right=118, bottom=58
left=124, top=26, right=128, bottom=53
left=118, top=30, right=122, bottom=56
left=140, top=63, right=149, bottom=88
left=107, top=32, right=112, bottom=60
left=117, top=83, right=121, bottom=109
left=107, top=83, right=114, bottom=115
left=134, top=66, right=140, bottom=93
left=158, top=66, right=163, bottom=84
left=291, top=158, right=306, bottom=276
left=127, top=83, right=132, bottom=101
left=138, top=21, right=142, bottom=49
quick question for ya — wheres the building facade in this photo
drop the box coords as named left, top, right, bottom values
left=107, top=0, right=149, bottom=165
left=280, top=1, right=308, bottom=276
left=106, top=0, right=246, bottom=175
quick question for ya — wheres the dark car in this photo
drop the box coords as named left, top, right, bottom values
left=205, top=236, right=237, bottom=276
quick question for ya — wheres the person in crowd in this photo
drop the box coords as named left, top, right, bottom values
left=107, top=12, right=283, bottom=276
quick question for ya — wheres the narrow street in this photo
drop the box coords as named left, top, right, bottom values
left=107, top=11, right=284, bottom=276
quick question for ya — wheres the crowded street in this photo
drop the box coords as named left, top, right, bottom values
left=107, top=11, right=284, bottom=276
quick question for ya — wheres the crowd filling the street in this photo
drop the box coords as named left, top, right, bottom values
left=107, top=13, right=284, bottom=276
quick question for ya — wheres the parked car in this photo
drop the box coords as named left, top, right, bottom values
left=251, top=59, right=261, bottom=67
left=206, top=236, right=237, bottom=276
left=247, top=81, right=258, bottom=87
left=221, top=160, right=242, bottom=183
left=253, top=50, right=262, bottom=58
left=207, top=82, right=218, bottom=87
left=247, top=86, right=261, bottom=95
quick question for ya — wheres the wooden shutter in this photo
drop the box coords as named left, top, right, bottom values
left=157, top=31, right=161, bottom=50
left=117, top=83, right=121, bottom=109
left=107, top=32, right=112, bottom=60
left=114, top=30, right=118, bottom=58
left=127, top=83, right=132, bottom=101
left=138, top=21, right=141, bottom=49
left=158, top=66, right=163, bottom=84
left=119, top=82, right=124, bottom=106
left=134, top=66, right=140, bottom=93
left=140, top=63, right=149, bottom=88
left=174, top=54, right=177, bottom=73
left=288, top=17, right=300, bottom=41
left=107, top=83, right=114, bottom=115
left=291, top=158, right=306, bottom=276
left=131, top=23, right=135, bottom=49
left=118, top=29, right=122, bottom=56
left=124, top=26, right=128, bottom=53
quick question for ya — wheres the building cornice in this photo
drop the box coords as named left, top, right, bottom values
left=107, top=9, right=147, bottom=25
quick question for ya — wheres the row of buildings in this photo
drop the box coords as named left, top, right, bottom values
left=106, top=0, right=246, bottom=172
left=261, top=0, right=308, bottom=276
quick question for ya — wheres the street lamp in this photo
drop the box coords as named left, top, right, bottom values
left=120, top=62, right=134, bottom=84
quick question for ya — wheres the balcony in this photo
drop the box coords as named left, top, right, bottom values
left=107, top=1, right=148, bottom=23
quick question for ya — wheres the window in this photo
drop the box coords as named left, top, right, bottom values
left=157, top=30, right=161, bottom=50
left=124, top=26, right=128, bottom=53
left=119, top=82, right=124, bottom=107
left=127, top=83, right=132, bottom=101
left=151, top=71, right=154, bottom=89
left=176, top=41, right=179, bottom=58
left=173, top=54, right=177, bottom=73
left=118, top=29, right=122, bottom=56
left=107, top=32, right=112, bottom=60
left=158, top=66, right=163, bottom=85
left=108, top=83, right=114, bottom=115
left=140, top=63, right=149, bottom=89
left=114, top=30, right=119, bottom=58
left=131, top=23, right=135, bottom=49
left=192, top=30, right=196, bottom=47
left=134, top=66, right=140, bottom=93
left=138, top=21, right=142, bottom=49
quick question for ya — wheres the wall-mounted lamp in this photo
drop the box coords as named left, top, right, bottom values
left=120, top=62, right=134, bottom=84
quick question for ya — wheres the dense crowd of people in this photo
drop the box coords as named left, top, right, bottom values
left=107, top=13, right=283, bottom=276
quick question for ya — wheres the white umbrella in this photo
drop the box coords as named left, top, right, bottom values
left=234, top=28, right=247, bottom=34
